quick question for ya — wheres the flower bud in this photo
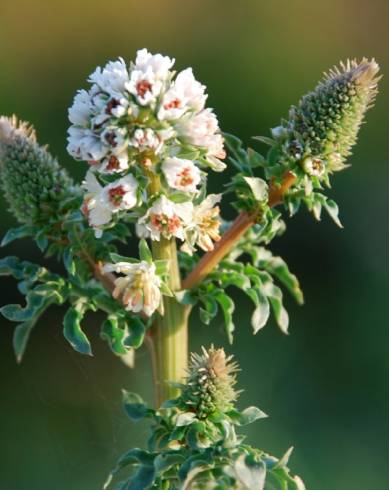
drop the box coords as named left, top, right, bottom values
left=282, top=59, right=380, bottom=174
left=0, top=116, right=75, bottom=225
left=181, top=346, right=239, bottom=418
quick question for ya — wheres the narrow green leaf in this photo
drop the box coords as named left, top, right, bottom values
left=154, top=260, right=168, bottom=276
left=109, top=253, right=137, bottom=264
left=103, top=449, right=154, bottom=490
left=275, top=447, right=294, bottom=469
left=13, top=319, right=39, bottom=363
left=218, top=272, right=251, bottom=291
left=63, top=305, right=92, bottom=356
left=100, top=317, right=127, bottom=355
left=178, top=454, right=211, bottom=487
left=1, top=286, right=60, bottom=322
left=247, top=147, right=266, bottom=167
left=0, top=256, right=20, bottom=276
left=154, top=452, right=184, bottom=475
left=246, top=288, right=270, bottom=334
left=124, top=317, right=145, bottom=349
left=243, top=177, right=268, bottom=202
left=125, top=464, right=156, bottom=490
left=35, top=234, right=49, bottom=252
left=160, top=282, right=174, bottom=297
left=176, top=412, right=197, bottom=427
left=122, top=390, right=152, bottom=421
left=253, top=135, right=276, bottom=147
left=2, top=281, right=66, bottom=362
left=1, top=225, right=34, bottom=247
left=175, top=289, right=198, bottom=306
left=199, top=295, right=218, bottom=325
left=263, top=283, right=289, bottom=334
left=63, top=248, right=76, bottom=275
left=169, top=192, right=193, bottom=203
left=224, top=133, right=249, bottom=162
left=214, top=291, right=235, bottom=343
left=324, top=198, right=343, bottom=228
left=228, top=407, right=267, bottom=425
left=266, top=256, right=304, bottom=305
left=138, top=239, right=152, bottom=263
left=186, top=422, right=210, bottom=450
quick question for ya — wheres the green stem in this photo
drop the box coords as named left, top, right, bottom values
left=151, top=237, right=188, bottom=406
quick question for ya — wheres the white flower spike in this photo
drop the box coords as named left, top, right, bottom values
left=67, top=49, right=226, bottom=238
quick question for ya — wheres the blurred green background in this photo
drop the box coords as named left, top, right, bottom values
left=0, top=0, right=388, bottom=488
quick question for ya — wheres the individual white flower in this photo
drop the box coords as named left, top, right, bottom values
left=158, top=68, right=207, bottom=120
left=88, top=58, right=130, bottom=97
left=126, top=49, right=174, bottom=106
left=126, top=68, right=162, bottom=106
left=301, top=156, right=326, bottom=178
left=137, top=195, right=193, bottom=241
left=67, top=127, right=108, bottom=162
left=176, top=109, right=226, bottom=171
left=81, top=171, right=112, bottom=237
left=133, top=48, right=175, bottom=80
left=130, top=128, right=163, bottom=154
left=91, top=95, right=129, bottom=125
left=104, top=174, right=139, bottom=210
left=182, top=194, right=222, bottom=254
left=99, top=150, right=129, bottom=174
left=162, top=157, right=201, bottom=193
left=82, top=171, right=138, bottom=237
left=101, top=126, right=128, bottom=153
left=175, top=68, right=207, bottom=112
left=103, top=260, right=162, bottom=316
left=68, top=89, right=92, bottom=127
left=177, top=108, right=217, bottom=145
left=204, top=133, right=226, bottom=171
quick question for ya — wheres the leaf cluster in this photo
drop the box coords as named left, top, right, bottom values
left=104, top=390, right=304, bottom=490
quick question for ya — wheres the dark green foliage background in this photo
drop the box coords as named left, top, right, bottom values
left=0, top=1, right=388, bottom=488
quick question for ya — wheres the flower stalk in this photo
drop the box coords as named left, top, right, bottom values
left=151, top=238, right=188, bottom=405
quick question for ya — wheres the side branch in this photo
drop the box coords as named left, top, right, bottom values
left=182, top=171, right=296, bottom=291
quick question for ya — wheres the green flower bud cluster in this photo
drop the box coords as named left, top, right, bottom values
left=275, top=59, right=380, bottom=180
left=0, top=115, right=75, bottom=226
left=181, top=346, right=239, bottom=418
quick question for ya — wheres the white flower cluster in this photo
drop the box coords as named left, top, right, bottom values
left=68, top=49, right=225, bottom=251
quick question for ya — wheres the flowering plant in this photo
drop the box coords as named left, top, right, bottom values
left=0, top=50, right=380, bottom=489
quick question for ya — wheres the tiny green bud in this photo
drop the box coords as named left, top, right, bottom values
left=0, top=116, right=75, bottom=225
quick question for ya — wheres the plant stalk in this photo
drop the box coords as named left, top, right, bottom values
left=151, top=237, right=188, bottom=406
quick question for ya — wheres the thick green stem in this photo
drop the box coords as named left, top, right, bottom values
left=151, top=238, right=188, bottom=406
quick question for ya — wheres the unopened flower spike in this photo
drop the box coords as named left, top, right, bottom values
left=0, top=116, right=75, bottom=226
left=275, top=58, right=380, bottom=180
left=180, top=345, right=239, bottom=418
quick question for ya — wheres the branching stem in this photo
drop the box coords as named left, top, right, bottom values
left=182, top=171, right=296, bottom=290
